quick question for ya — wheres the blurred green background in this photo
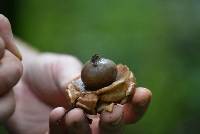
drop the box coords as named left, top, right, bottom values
left=1, top=0, right=200, bottom=133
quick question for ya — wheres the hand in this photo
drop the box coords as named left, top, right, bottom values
left=0, top=14, right=23, bottom=123
left=1, top=14, right=152, bottom=134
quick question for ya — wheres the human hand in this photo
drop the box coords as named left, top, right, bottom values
left=0, top=14, right=23, bottom=123
left=1, top=14, right=152, bottom=134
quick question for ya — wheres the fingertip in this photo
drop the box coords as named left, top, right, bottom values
left=0, top=14, right=12, bottom=42
left=132, top=87, right=152, bottom=107
left=49, top=107, right=66, bottom=123
left=49, top=107, right=66, bottom=134
left=0, top=14, right=11, bottom=33
left=123, top=87, right=152, bottom=124
left=65, top=108, right=91, bottom=134
left=65, top=108, right=86, bottom=125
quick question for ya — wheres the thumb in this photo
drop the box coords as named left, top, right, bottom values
left=0, top=14, right=22, bottom=60
left=24, top=53, right=82, bottom=108
left=51, top=54, right=83, bottom=91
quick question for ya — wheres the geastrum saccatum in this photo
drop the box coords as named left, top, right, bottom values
left=65, top=54, right=136, bottom=115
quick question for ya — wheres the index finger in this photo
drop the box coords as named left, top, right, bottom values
left=0, top=14, right=22, bottom=60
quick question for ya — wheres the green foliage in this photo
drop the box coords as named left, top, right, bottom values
left=0, top=126, right=8, bottom=134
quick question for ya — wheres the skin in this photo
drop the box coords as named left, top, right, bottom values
left=0, top=14, right=152, bottom=134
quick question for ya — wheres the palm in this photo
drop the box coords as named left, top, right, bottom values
left=8, top=81, right=52, bottom=134
left=6, top=54, right=82, bottom=134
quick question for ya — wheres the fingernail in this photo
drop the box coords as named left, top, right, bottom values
left=14, top=44, right=22, bottom=61
left=7, top=38, right=22, bottom=61
left=12, top=37, right=22, bottom=60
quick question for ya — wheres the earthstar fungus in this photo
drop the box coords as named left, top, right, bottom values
left=65, top=55, right=136, bottom=115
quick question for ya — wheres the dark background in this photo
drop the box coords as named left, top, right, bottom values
left=1, top=0, right=200, bottom=133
